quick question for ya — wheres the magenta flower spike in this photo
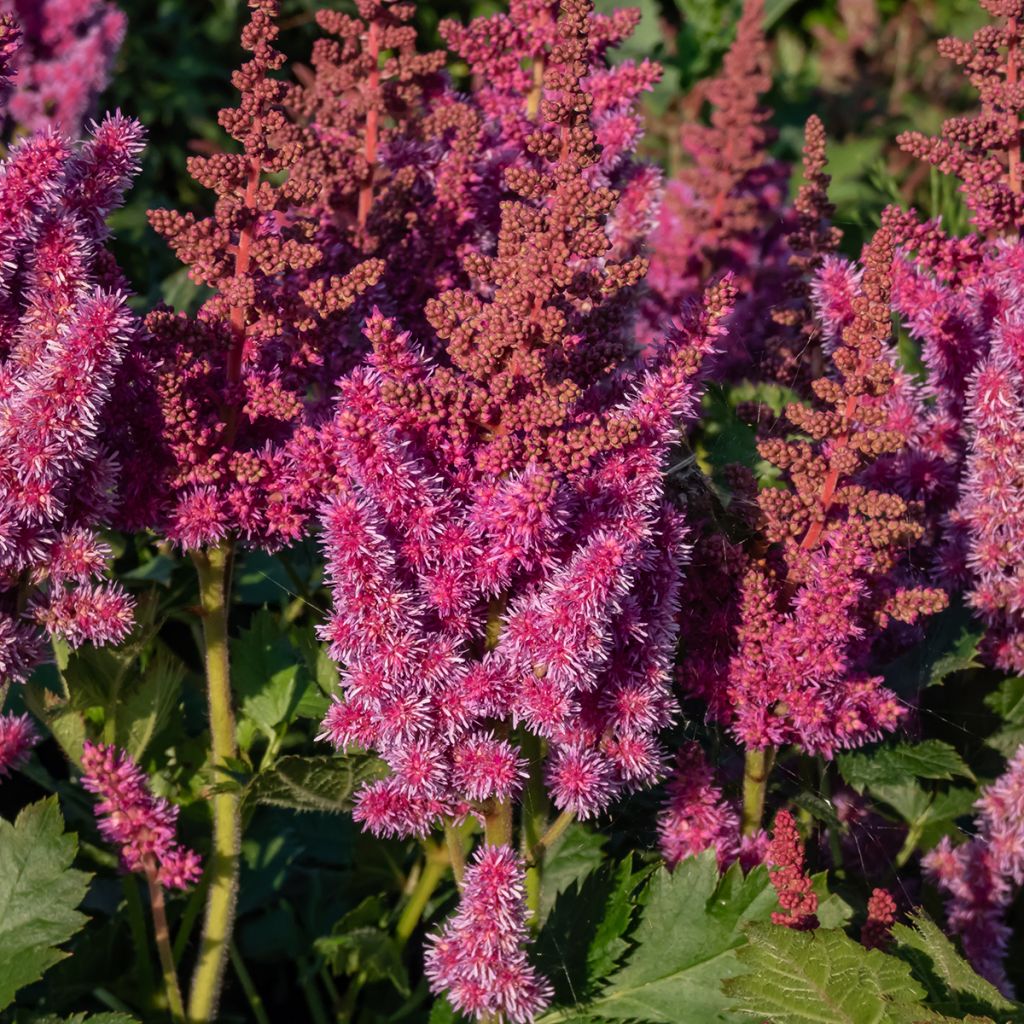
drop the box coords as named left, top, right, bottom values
left=424, top=845, right=553, bottom=1023
left=1, top=0, right=125, bottom=136
left=80, top=741, right=202, bottom=890
left=924, top=744, right=1024, bottom=996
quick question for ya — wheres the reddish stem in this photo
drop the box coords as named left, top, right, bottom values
left=226, top=155, right=262, bottom=386
left=1008, top=18, right=1021, bottom=195
left=357, top=19, right=381, bottom=233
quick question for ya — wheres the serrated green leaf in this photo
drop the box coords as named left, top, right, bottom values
left=243, top=754, right=386, bottom=815
left=233, top=609, right=306, bottom=738
left=547, top=853, right=776, bottom=1023
left=984, top=678, right=1024, bottom=756
left=538, top=824, right=607, bottom=925
left=724, top=924, right=936, bottom=1024
left=537, top=858, right=643, bottom=1003
left=838, top=741, right=975, bottom=792
left=893, top=914, right=1017, bottom=1021
left=114, top=650, right=184, bottom=760
left=0, top=798, right=92, bottom=1010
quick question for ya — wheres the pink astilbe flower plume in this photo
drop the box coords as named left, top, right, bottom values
left=80, top=741, right=202, bottom=891
left=955, top=318, right=1024, bottom=671
left=767, top=809, right=819, bottom=931
left=644, top=0, right=791, bottom=368
left=657, top=741, right=767, bottom=870
left=924, top=744, right=1024, bottom=996
left=317, top=0, right=735, bottom=841
left=1, top=0, right=126, bottom=136
left=681, top=225, right=947, bottom=756
left=425, top=845, right=552, bottom=1024
left=0, top=711, right=37, bottom=777
left=0, top=58, right=142, bottom=681
left=898, top=0, right=1024, bottom=234
left=861, top=887, right=897, bottom=950
left=122, top=0, right=387, bottom=550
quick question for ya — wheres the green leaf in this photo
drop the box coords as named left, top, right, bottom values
left=537, top=858, right=644, bottom=1003
left=233, top=609, right=306, bottom=738
left=538, top=824, right=608, bottom=925
left=893, top=914, right=1018, bottom=1021
left=838, top=741, right=976, bottom=792
left=114, top=650, right=184, bottom=760
left=724, top=924, right=938, bottom=1024
left=243, top=754, right=387, bottom=816
left=0, top=798, right=92, bottom=1010
left=984, top=678, right=1024, bottom=757
left=548, top=853, right=776, bottom=1023
left=315, top=896, right=409, bottom=995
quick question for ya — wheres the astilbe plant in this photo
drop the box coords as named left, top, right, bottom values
left=0, top=0, right=125, bottom=136
left=81, top=741, right=201, bottom=1020
left=0, top=17, right=141, bottom=687
left=316, top=1, right=733, bottom=1015
left=676, top=225, right=947, bottom=846
left=924, top=743, right=1024, bottom=995
left=643, top=0, right=790, bottom=368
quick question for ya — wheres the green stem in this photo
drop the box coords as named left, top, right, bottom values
left=122, top=876, right=157, bottom=996
left=144, top=861, right=187, bottom=1024
left=395, top=842, right=448, bottom=948
left=445, top=821, right=467, bottom=890
left=298, top=958, right=331, bottom=1024
left=484, top=798, right=513, bottom=847
left=188, top=543, right=241, bottom=1024
left=741, top=746, right=775, bottom=836
left=528, top=809, right=574, bottom=866
left=230, top=942, right=271, bottom=1024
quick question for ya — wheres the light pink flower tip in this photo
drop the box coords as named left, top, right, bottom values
left=924, top=744, right=1024, bottom=997
left=80, top=741, right=202, bottom=891
left=0, top=712, right=39, bottom=778
left=658, top=741, right=742, bottom=870
left=425, top=845, right=552, bottom=1024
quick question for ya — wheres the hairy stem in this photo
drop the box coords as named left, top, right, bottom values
left=741, top=746, right=775, bottom=836
left=188, top=542, right=241, bottom=1024
left=484, top=798, right=513, bottom=847
left=395, top=840, right=449, bottom=948
left=445, top=821, right=467, bottom=890
left=144, top=860, right=187, bottom=1024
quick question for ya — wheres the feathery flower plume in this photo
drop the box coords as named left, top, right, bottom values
left=644, top=0, right=789, bottom=368
left=1, top=0, right=125, bottom=136
left=681, top=225, right=946, bottom=756
left=0, top=101, right=143, bottom=681
left=80, top=741, right=202, bottom=890
left=924, top=744, right=1024, bottom=996
left=424, top=845, right=552, bottom=1024
left=0, top=711, right=37, bottom=777
left=897, top=0, right=1024, bottom=234
left=767, top=809, right=818, bottom=930
left=658, top=741, right=742, bottom=869
left=130, top=0, right=385, bottom=548
left=318, top=0, right=733, bottom=837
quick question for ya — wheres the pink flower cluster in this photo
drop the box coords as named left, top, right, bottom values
left=1, top=0, right=125, bottom=136
left=767, top=809, right=819, bottom=931
left=317, top=0, right=735, bottom=841
left=0, top=710, right=37, bottom=777
left=0, top=21, right=141, bottom=681
left=80, top=741, right=202, bottom=890
left=924, top=744, right=1024, bottom=995
left=425, top=845, right=552, bottom=1023
left=658, top=741, right=766, bottom=870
